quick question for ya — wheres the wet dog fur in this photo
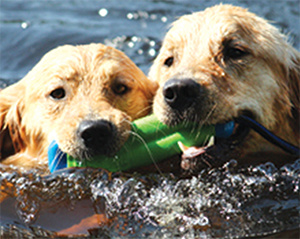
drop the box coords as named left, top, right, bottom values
left=0, top=43, right=158, bottom=172
left=149, top=4, right=300, bottom=173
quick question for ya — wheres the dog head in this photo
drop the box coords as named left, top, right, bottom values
left=149, top=4, right=299, bottom=161
left=0, top=43, right=158, bottom=170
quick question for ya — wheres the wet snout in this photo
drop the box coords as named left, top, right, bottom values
left=155, top=78, right=214, bottom=125
left=77, top=119, right=114, bottom=150
left=74, top=117, right=123, bottom=157
left=163, top=79, right=202, bottom=110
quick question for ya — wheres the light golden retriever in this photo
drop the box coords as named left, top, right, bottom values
left=149, top=4, right=300, bottom=172
left=0, top=43, right=157, bottom=172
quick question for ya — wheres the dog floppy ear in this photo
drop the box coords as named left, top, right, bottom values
left=0, top=82, right=26, bottom=160
left=288, top=50, right=300, bottom=136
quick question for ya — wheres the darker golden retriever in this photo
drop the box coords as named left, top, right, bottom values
left=149, top=4, right=300, bottom=173
left=0, top=43, right=157, bottom=172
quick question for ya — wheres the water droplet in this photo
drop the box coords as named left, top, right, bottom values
left=127, top=12, right=139, bottom=20
left=150, top=40, right=156, bottom=47
left=150, top=14, right=157, bottom=20
left=138, top=11, right=149, bottom=19
left=127, top=13, right=133, bottom=20
left=149, top=49, right=156, bottom=56
left=161, top=16, right=167, bottom=22
left=98, top=8, right=108, bottom=17
left=131, top=36, right=139, bottom=42
left=128, top=42, right=134, bottom=48
left=21, top=22, right=28, bottom=29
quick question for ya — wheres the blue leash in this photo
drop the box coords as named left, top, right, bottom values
left=235, top=115, right=300, bottom=156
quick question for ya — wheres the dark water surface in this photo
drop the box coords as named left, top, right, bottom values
left=1, top=0, right=300, bottom=238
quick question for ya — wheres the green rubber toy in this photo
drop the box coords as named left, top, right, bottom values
left=67, top=114, right=217, bottom=172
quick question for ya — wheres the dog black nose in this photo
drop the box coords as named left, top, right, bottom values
left=77, top=120, right=113, bottom=149
left=163, top=79, right=201, bottom=109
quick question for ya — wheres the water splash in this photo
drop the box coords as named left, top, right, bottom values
left=1, top=160, right=300, bottom=238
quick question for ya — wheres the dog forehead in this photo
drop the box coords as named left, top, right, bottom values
left=160, top=6, right=288, bottom=72
left=32, top=44, right=133, bottom=82
left=166, top=5, right=289, bottom=65
left=165, top=5, right=261, bottom=50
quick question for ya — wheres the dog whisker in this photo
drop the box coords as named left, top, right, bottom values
left=135, top=104, right=153, bottom=118
left=121, top=129, right=164, bottom=176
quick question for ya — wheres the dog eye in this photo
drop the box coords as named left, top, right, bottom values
left=226, top=47, right=248, bottom=60
left=50, top=88, right=66, bottom=100
left=112, top=83, right=128, bottom=95
left=164, top=57, right=174, bottom=67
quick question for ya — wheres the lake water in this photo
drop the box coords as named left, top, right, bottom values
left=1, top=0, right=299, bottom=238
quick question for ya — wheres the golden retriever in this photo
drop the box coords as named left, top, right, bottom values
left=0, top=43, right=158, bottom=172
left=149, top=4, right=300, bottom=173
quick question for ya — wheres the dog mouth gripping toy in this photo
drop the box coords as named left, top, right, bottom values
left=48, top=114, right=235, bottom=173
left=48, top=114, right=299, bottom=173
